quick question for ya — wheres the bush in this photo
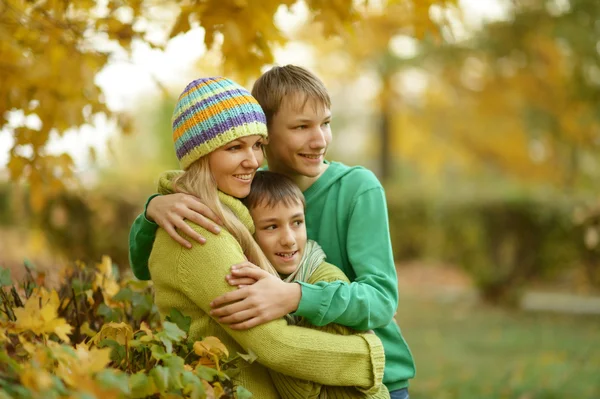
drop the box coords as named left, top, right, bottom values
left=0, top=258, right=253, bottom=399
left=388, top=190, right=599, bottom=304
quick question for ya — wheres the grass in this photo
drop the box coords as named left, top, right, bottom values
left=397, top=292, right=600, bottom=399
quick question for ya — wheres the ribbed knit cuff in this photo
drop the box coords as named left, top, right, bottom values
left=143, top=194, right=161, bottom=225
left=292, top=282, right=324, bottom=322
left=357, top=333, right=386, bottom=395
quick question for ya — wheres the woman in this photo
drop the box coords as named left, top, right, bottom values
left=148, top=77, right=386, bottom=398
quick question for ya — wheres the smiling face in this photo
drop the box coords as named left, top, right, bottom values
left=265, top=94, right=332, bottom=189
left=250, top=200, right=307, bottom=276
left=208, top=135, right=265, bottom=198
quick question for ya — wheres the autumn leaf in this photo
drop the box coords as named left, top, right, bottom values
left=20, top=365, right=54, bottom=392
left=193, top=336, right=229, bottom=359
left=93, top=322, right=134, bottom=346
left=11, top=288, right=73, bottom=342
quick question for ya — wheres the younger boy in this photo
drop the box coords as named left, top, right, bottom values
left=245, top=170, right=390, bottom=398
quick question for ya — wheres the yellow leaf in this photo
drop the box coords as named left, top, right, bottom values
left=193, top=336, right=229, bottom=359
left=81, top=321, right=97, bottom=337
left=138, top=321, right=154, bottom=340
left=85, top=289, right=95, bottom=306
left=93, top=322, right=133, bottom=346
left=11, top=288, right=73, bottom=342
left=20, top=366, right=53, bottom=392
left=213, top=382, right=224, bottom=398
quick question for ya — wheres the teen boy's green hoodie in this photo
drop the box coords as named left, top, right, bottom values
left=128, top=161, right=415, bottom=392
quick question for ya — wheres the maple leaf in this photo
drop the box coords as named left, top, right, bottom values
left=11, top=288, right=73, bottom=342
left=93, top=322, right=134, bottom=346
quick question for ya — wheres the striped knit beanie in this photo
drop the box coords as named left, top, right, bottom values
left=172, top=77, right=268, bottom=170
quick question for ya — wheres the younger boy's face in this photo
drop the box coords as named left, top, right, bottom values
left=250, top=200, right=307, bottom=277
left=265, top=94, right=332, bottom=180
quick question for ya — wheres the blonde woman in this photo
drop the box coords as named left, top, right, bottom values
left=148, top=77, right=385, bottom=398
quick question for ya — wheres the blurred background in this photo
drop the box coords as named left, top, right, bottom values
left=1, top=0, right=599, bottom=397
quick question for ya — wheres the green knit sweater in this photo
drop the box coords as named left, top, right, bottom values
left=148, top=192, right=385, bottom=398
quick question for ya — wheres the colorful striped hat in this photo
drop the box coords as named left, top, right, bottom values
left=172, top=77, right=268, bottom=170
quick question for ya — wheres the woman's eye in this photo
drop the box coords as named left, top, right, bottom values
left=322, top=121, right=331, bottom=127
left=227, top=145, right=240, bottom=151
left=294, top=125, right=307, bottom=130
left=253, top=142, right=263, bottom=149
left=265, top=225, right=276, bottom=230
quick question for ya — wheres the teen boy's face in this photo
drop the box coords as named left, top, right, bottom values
left=250, top=201, right=307, bottom=276
left=266, top=95, right=332, bottom=179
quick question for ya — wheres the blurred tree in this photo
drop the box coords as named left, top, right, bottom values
left=1, top=0, right=456, bottom=210
left=397, top=0, right=600, bottom=188
left=297, top=0, right=458, bottom=179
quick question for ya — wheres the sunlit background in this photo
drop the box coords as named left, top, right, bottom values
left=1, top=0, right=599, bottom=397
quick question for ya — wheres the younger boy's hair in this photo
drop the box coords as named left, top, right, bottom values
left=251, top=65, right=331, bottom=125
left=243, top=171, right=305, bottom=210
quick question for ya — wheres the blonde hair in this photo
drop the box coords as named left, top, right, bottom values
left=173, top=157, right=278, bottom=276
left=251, top=65, right=331, bottom=126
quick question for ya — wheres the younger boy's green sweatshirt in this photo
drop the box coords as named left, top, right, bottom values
left=128, top=161, right=415, bottom=392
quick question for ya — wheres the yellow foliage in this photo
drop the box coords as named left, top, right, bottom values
left=9, top=288, right=73, bottom=342
left=93, top=256, right=120, bottom=303
left=55, top=345, right=112, bottom=387
left=20, top=366, right=54, bottom=392
left=1, top=0, right=455, bottom=210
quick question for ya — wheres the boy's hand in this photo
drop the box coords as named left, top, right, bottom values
left=209, top=262, right=302, bottom=329
left=146, top=194, right=223, bottom=248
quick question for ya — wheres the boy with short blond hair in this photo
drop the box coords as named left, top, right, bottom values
left=129, top=65, right=414, bottom=398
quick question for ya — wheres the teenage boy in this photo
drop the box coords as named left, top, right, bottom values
left=129, top=65, right=415, bottom=398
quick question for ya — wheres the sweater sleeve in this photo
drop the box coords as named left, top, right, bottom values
left=177, top=224, right=385, bottom=391
left=294, top=187, right=398, bottom=331
left=128, top=194, right=160, bottom=281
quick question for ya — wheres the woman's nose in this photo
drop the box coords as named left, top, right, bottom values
left=243, top=149, right=259, bottom=168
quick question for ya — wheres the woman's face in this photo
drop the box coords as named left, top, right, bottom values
left=208, top=135, right=265, bottom=198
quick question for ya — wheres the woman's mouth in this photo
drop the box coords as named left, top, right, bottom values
left=233, top=173, right=253, bottom=182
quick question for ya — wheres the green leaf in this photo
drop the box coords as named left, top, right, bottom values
left=71, top=278, right=90, bottom=294
left=97, top=303, right=121, bottom=322
left=95, top=369, right=131, bottom=395
left=163, top=355, right=185, bottom=389
left=160, top=336, right=173, bottom=354
left=182, top=371, right=205, bottom=399
left=150, top=344, right=168, bottom=361
left=112, top=287, right=133, bottom=303
left=238, top=349, right=258, bottom=364
left=150, top=365, right=169, bottom=392
left=162, top=321, right=186, bottom=341
left=165, top=308, right=191, bottom=334
left=156, top=321, right=186, bottom=353
left=236, top=386, right=253, bottom=399
left=98, top=338, right=126, bottom=365
left=0, top=268, right=12, bottom=287
left=131, top=293, right=153, bottom=321
left=129, top=372, right=156, bottom=398
left=195, top=365, right=220, bottom=382
left=23, top=259, right=36, bottom=271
